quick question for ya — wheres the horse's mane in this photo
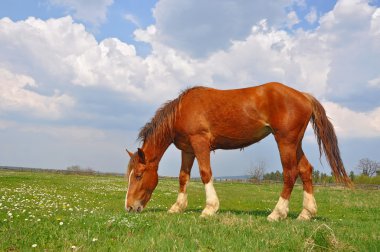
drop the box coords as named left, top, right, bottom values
left=138, top=86, right=205, bottom=144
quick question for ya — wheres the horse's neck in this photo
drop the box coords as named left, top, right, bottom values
left=142, top=137, right=172, bottom=166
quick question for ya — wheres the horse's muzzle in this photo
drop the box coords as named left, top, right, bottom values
left=126, top=205, right=143, bottom=213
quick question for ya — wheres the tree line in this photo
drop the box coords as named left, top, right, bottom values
left=248, top=158, right=380, bottom=185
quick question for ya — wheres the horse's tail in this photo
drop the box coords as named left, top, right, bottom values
left=304, top=93, right=353, bottom=187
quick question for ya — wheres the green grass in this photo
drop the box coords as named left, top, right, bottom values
left=0, top=170, right=379, bottom=251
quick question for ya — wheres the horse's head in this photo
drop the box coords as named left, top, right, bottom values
left=125, top=148, right=158, bottom=212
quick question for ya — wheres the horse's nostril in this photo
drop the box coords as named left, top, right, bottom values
left=126, top=206, right=132, bottom=212
left=137, top=206, right=142, bottom=212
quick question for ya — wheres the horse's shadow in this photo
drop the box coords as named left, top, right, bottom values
left=143, top=207, right=328, bottom=221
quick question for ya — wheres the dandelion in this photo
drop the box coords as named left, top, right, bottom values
left=59, top=221, right=64, bottom=226
left=32, top=244, right=37, bottom=248
left=92, top=238, right=98, bottom=242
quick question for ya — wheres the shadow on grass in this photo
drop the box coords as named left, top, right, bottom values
left=143, top=208, right=329, bottom=221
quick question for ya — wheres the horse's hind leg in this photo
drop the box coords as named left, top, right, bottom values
left=168, top=151, right=195, bottom=213
left=267, top=141, right=299, bottom=221
left=297, top=152, right=317, bottom=220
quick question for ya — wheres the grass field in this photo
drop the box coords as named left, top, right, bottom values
left=0, top=170, right=379, bottom=251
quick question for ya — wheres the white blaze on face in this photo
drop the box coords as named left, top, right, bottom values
left=125, top=170, right=134, bottom=210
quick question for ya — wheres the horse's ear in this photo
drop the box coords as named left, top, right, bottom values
left=126, top=149, right=134, bottom=158
left=137, top=148, right=146, bottom=164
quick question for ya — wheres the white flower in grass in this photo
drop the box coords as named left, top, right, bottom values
left=59, top=221, right=64, bottom=226
left=32, top=244, right=37, bottom=248
left=71, top=245, right=77, bottom=250
left=92, top=238, right=98, bottom=242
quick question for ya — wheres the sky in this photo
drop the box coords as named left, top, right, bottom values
left=0, top=0, right=380, bottom=178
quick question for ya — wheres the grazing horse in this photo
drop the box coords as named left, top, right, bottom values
left=125, top=82, right=351, bottom=221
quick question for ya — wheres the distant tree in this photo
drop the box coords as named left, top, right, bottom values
left=349, top=171, right=355, bottom=181
left=312, top=169, right=320, bottom=183
left=263, top=171, right=274, bottom=180
left=274, top=170, right=282, bottom=181
left=67, top=165, right=81, bottom=172
left=320, top=172, right=328, bottom=184
left=356, top=158, right=379, bottom=177
left=248, top=161, right=266, bottom=181
left=66, top=165, right=95, bottom=174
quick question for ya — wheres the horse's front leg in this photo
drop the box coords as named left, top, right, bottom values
left=168, top=151, right=195, bottom=213
left=190, top=136, right=219, bottom=217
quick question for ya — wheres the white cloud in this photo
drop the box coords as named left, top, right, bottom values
left=1, top=0, right=380, bottom=141
left=48, top=0, right=113, bottom=26
left=316, top=0, right=380, bottom=100
left=286, top=11, right=300, bottom=28
left=152, top=0, right=294, bottom=57
left=371, top=8, right=380, bottom=36
left=368, top=76, right=380, bottom=87
left=0, top=16, right=178, bottom=103
left=324, top=102, right=380, bottom=138
left=0, top=68, right=74, bottom=119
left=305, top=7, right=318, bottom=24
left=124, top=13, right=140, bottom=28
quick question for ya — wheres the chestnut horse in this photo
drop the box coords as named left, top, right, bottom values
left=125, top=82, right=351, bottom=221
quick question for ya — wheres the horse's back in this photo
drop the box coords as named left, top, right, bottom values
left=173, top=82, right=312, bottom=150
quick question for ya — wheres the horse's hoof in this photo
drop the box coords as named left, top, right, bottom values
left=297, top=209, right=314, bottom=221
left=200, top=206, right=218, bottom=217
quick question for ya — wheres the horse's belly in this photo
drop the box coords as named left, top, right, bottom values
left=212, top=126, right=272, bottom=150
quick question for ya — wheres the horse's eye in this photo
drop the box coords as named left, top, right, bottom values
left=135, top=174, right=142, bottom=181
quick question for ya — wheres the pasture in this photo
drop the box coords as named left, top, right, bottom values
left=0, top=170, right=379, bottom=251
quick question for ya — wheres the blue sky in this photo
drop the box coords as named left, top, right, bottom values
left=1, top=0, right=380, bottom=177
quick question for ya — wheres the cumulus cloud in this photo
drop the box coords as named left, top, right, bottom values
left=1, top=0, right=380, bottom=174
left=0, top=16, right=181, bottom=105
left=152, top=0, right=294, bottom=57
left=324, top=102, right=380, bottom=138
left=0, top=68, right=74, bottom=119
left=48, top=0, right=113, bottom=26
left=1, top=0, right=380, bottom=141
left=317, top=0, right=380, bottom=102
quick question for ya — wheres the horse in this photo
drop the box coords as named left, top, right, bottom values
left=125, top=82, right=351, bottom=221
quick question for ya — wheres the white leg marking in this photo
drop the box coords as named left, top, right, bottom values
left=201, top=179, right=220, bottom=217
left=267, top=197, right=289, bottom=221
left=125, top=170, right=133, bottom=210
left=168, top=192, right=188, bottom=213
left=297, top=191, right=317, bottom=220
